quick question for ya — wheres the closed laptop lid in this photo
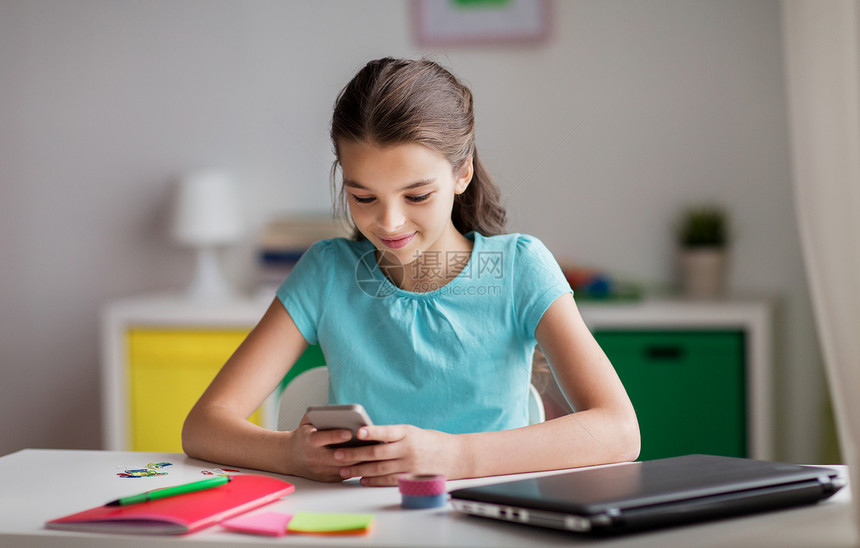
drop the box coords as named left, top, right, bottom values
left=450, top=454, right=841, bottom=516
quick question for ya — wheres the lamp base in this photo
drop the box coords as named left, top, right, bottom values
left=185, top=246, right=236, bottom=301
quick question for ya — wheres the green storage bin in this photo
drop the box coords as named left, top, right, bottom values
left=594, top=330, right=746, bottom=460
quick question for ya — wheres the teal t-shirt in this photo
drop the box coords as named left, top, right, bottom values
left=276, top=232, right=571, bottom=434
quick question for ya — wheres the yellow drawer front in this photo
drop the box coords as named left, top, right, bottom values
left=127, top=329, right=258, bottom=452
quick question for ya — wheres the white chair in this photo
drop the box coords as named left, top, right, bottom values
left=277, top=366, right=545, bottom=431
left=277, top=367, right=330, bottom=431
left=527, top=383, right=546, bottom=424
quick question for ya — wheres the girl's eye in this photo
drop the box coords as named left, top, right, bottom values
left=407, top=193, right=431, bottom=203
left=351, top=195, right=375, bottom=204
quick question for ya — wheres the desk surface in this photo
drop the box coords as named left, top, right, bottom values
left=1, top=449, right=856, bottom=548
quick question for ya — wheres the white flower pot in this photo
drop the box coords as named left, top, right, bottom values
left=679, top=248, right=727, bottom=298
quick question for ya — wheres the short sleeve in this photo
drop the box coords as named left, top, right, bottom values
left=275, top=239, right=336, bottom=345
left=512, top=235, right=573, bottom=341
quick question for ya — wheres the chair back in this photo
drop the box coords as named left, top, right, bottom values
left=277, top=367, right=330, bottom=431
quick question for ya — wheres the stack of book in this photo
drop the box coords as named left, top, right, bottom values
left=255, top=215, right=348, bottom=298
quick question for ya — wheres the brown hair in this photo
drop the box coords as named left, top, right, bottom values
left=330, top=57, right=506, bottom=239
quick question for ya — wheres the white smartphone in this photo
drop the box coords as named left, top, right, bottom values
left=305, top=404, right=382, bottom=448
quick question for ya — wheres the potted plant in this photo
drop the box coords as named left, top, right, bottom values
left=676, top=205, right=729, bottom=298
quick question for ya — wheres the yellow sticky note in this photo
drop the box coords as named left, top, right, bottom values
left=286, top=512, right=375, bottom=535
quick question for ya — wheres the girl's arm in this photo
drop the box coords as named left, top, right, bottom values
left=333, top=293, right=640, bottom=485
left=463, top=291, right=641, bottom=475
left=182, top=298, right=354, bottom=480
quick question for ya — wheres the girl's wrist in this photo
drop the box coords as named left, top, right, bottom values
left=451, top=433, right=478, bottom=479
left=271, top=428, right=299, bottom=476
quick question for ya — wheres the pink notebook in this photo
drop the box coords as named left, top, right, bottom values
left=46, top=474, right=295, bottom=535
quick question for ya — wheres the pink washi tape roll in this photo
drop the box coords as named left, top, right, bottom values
left=398, top=474, right=447, bottom=508
left=398, top=474, right=446, bottom=496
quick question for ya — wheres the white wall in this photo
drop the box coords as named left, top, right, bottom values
left=0, top=0, right=827, bottom=463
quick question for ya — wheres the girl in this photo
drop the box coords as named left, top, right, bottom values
left=183, top=57, right=639, bottom=486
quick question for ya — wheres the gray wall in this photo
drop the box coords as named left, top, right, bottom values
left=0, top=0, right=827, bottom=463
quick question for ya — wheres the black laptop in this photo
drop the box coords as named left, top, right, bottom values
left=449, top=454, right=844, bottom=535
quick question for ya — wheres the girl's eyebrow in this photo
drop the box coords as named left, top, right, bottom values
left=344, top=179, right=435, bottom=191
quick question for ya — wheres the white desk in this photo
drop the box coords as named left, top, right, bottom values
left=0, top=450, right=855, bottom=547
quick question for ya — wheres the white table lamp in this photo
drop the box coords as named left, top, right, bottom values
left=171, top=170, right=243, bottom=300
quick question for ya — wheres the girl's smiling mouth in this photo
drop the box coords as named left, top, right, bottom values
left=378, top=233, right=416, bottom=249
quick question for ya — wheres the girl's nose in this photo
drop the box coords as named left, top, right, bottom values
left=377, top=203, right=405, bottom=231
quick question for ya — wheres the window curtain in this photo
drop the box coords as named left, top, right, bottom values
left=783, top=0, right=860, bottom=534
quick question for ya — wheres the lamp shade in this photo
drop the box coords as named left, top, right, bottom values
left=172, top=170, right=243, bottom=246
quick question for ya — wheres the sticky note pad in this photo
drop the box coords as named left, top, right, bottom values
left=286, top=512, right=375, bottom=535
left=221, top=511, right=292, bottom=537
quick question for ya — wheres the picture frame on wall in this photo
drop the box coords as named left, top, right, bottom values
left=413, top=0, right=550, bottom=46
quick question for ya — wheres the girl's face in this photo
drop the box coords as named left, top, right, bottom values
left=338, top=140, right=472, bottom=270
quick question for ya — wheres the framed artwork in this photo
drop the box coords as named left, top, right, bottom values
left=413, top=0, right=550, bottom=46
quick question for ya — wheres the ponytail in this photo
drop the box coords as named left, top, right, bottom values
left=452, top=149, right=506, bottom=236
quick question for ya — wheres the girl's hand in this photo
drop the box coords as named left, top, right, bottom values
left=287, top=417, right=358, bottom=482
left=331, top=424, right=463, bottom=486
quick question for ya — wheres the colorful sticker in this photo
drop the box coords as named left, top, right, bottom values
left=117, top=468, right=168, bottom=478
left=116, top=461, right=173, bottom=478
left=201, top=467, right=241, bottom=477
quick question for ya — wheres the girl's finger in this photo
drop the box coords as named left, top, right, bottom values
left=333, top=437, right=395, bottom=463
left=308, top=428, right=353, bottom=448
left=356, top=424, right=408, bottom=443
left=340, top=457, right=401, bottom=481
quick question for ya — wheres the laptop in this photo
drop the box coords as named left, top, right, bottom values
left=449, top=454, right=844, bottom=535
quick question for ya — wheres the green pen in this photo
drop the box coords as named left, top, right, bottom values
left=105, top=476, right=232, bottom=506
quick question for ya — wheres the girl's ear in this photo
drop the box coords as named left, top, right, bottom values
left=454, top=156, right=473, bottom=195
